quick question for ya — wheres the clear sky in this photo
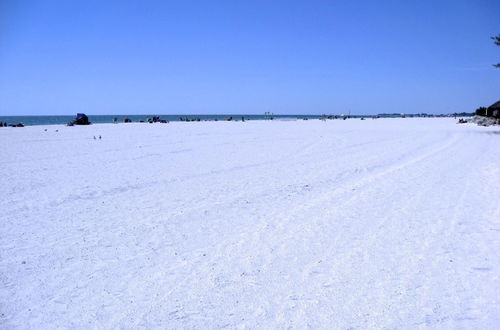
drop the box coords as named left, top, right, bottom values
left=0, top=0, right=499, bottom=115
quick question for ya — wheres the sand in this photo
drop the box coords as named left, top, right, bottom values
left=1, top=118, right=499, bottom=329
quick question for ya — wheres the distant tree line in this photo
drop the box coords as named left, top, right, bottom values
left=475, top=107, right=488, bottom=116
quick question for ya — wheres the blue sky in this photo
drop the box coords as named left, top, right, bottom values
left=0, top=0, right=499, bottom=115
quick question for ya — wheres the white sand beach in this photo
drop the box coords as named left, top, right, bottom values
left=1, top=118, right=499, bottom=329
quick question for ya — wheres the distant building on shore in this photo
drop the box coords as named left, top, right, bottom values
left=476, top=100, right=500, bottom=118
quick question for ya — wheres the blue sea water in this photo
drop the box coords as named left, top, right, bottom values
left=0, top=114, right=322, bottom=126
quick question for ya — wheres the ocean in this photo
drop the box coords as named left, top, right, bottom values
left=0, top=114, right=324, bottom=126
